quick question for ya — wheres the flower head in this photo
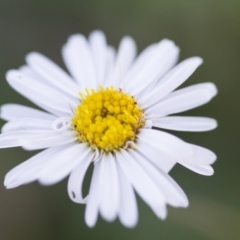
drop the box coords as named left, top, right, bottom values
left=0, top=30, right=217, bottom=227
left=72, top=86, right=145, bottom=151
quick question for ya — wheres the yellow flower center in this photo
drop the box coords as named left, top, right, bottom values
left=72, top=86, right=145, bottom=152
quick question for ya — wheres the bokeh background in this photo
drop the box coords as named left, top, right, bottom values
left=0, top=0, right=239, bottom=239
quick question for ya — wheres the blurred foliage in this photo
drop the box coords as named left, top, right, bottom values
left=0, top=0, right=239, bottom=239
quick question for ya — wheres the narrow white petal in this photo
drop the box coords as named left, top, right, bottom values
left=113, top=36, right=137, bottom=88
left=116, top=150, right=167, bottom=219
left=99, top=153, right=120, bottom=222
left=136, top=138, right=177, bottom=173
left=139, top=57, right=203, bottom=107
left=190, top=144, right=217, bottom=164
left=179, top=162, right=214, bottom=176
left=129, top=149, right=188, bottom=208
left=62, top=34, right=98, bottom=89
left=2, top=118, right=53, bottom=133
left=116, top=36, right=136, bottom=74
left=187, top=144, right=217, bottom=165
left=0, top=104, right=55, bottom=121
left=146, top=83, right=217, bottom=117
left=0, top=130, right=58, bottom=148
left=21, top=131, right=77, bottom=150
left=138, top=129, right=193, bottom=160
left=67, top=152, right=93, bottom=203
left=103, top=46, right=116, bottom=87
left=19, top=65, right=45, bottom=82
left=85, top=161, right=101, bottom=227
left=118, top=165, right=138, bottom=228
left=38, top=144, right=90, bottom=185
left=152, top=116, right=217, bottom=132
left=89, top=30, right=107, bottom=85
left=124, top=43, right=157, bottom=82
left=6, top=70, right=76, bottom=117
left=0, top=129, right=76, bottom=150
left=26, top=52, right=80, bottom=98
left=4, top=146, right=67, bottom=188
left=126, top=39, right=180, bottom=98
left=167, top=82, right=217, bottom=99
left=32, top=99, right=73, bottom=118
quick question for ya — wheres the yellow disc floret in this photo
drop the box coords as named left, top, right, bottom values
left=72, top=86, right=145, bottom=152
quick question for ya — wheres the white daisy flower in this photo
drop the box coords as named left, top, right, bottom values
left=0, top=30, right=217, bottom=228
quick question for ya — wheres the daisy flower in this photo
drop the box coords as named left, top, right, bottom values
left=0, top=30, right=217, bottom=228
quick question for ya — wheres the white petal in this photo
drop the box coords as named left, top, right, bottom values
left=116, top=36, right=136, bottom=74
left=103, top=46, right=116, bottom=87
left=123, top=44, right=158, bottom=99
left=0, top=130, right=58, bottom=148
left=38, top=143, right=90, bottom=185
left=136, top=138, right=177, bottom=173
left=26, top=52, right=79, bottom=98
left=4, top=145, right=67, bottom=188
left=165, top=82, right=218, bottom=99
left=118, top=165, right=138, bottom=228
left=152, top=116, right=217, bottom=132
left=85, top=161, right=101, bottom=227
left=89, top=30, right=108, bottom=85
left=139, top=57, right=203, bottom=107
left=138, top=129, right=193, bottom=160
left=99, top=153, right=120, bottom=222
left=179, top=161, right=214, bottom=176
left=129, top=149, right=188, bottom=208
left=67, top=151, right=93, bottom=203
left=124, top=43, right=157, bottom=82
left=32, top=99, right=73, bottom=118
left=187, top=144, right=217, bottom=165
left=113, top=36, right=137, bottom=88
left=0, top=129, right=76, bottom=150
left=126, top=39, right=180, bottom=98
left=2, top=118, right=53, bottom=133
left=0, top=104, right=55, bottom=121
left=6, top=70, right=76, bottom=117
left=116, top=150, right=167, bottom=219
left=19, top=65, right=45, bottom=82
left=21, top=131, right=77, bottom=150
left=62, top=34, right=98, bottom=89
left=146, top=83, right=217, bottom=117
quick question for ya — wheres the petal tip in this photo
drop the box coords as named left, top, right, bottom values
left=191, top=56, right=204, bottom=66
left=6, top=69, right=18, bottom=80
left=89, top=30, right=105, bottom=39
left=25, top=51, right=40, bottom=62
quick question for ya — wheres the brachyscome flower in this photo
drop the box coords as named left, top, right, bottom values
left=0, top=30, right=217, bottom=228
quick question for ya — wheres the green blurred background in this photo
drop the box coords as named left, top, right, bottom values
left=0, top=0, right=239, bottom=239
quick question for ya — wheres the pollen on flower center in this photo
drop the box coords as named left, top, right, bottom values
left=72, top=86, right=145, bottom=151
